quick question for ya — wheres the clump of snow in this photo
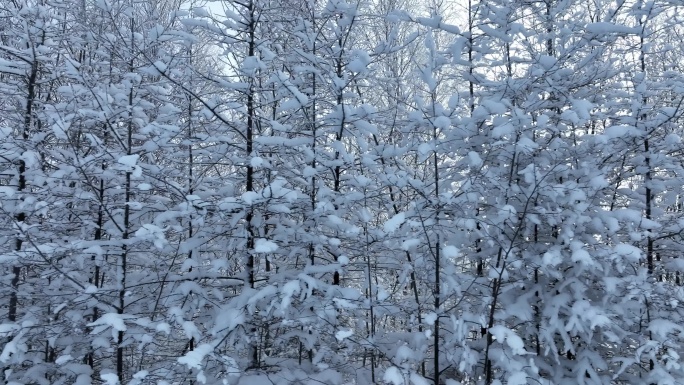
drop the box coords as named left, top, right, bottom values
left=281, top=280, right=301, bottom=311
left=488, top=325, right=526, bottom=355
left=467, top=151, right=482, bottom=167
left=211, top=309, right=244, bottom=335
left=433, top=116, right=451, bottom=129
left=0, top=126, right=12, bottom=140
left=384, top=367, right=405, bottom=385
left=178, top=343, right=214, bottom=370
left=88, top=313, right=130, bottom=340
left=586, top=22, right=639, bottom=35
left=156, top=322, right=171, bottom=334
left=538, top=55, right=557, bottom=70
left=128, top=370, right=151, bottom=385
left=604, top=125, right=635, bottom=139
left=117, top=154, right=139, bottom=167
left=134, top=224, right=167, bottom=249
left=241, top=191, right=259, bottom=205
left=648, top=319, right=684, bottom=340
left=101, top=373, right=120, bottom=385
left=507, top=371, right=528, bottom=385
left=491, top=123, right=513, bottom=138
left=613, top=243, right=642, bottom=262
left=418, top=143, right=432, bottom=155
left=377, top=287, right=389, bottom=301
left=335, top=328, right=353, bottom=341
left=561, top=110, right=579, bottom=124
left=570, top=241, right=593, bottom=266
left=254, top=238, right=278, bottom=253
left=191, top=7, right=209, bottom=17
left=402, top=238, right=420, bottom=250
left=250, top=157, right=264, bottom=167
left=481, top=100, right=507, bottom=114
left=410, top=372, right=431, bottom=385
left=384, top=212, right=405, bottom=233
left=84, top=285, right=98, bottom=294
left=542, top=249, right=562, bottom=268
left=347, top=59, right=367, bottom=73
left=424, top=312, right=438, bottom=326
left=665, top=133, right=681, bottom=145
left=55, top=355, right=72, bottom=365
left=442, top=245, right=459, bottom=258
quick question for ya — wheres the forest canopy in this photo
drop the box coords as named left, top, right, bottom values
left=1, top=0, right=684, bottom=384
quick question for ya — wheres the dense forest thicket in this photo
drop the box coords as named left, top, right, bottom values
left=2, top=0, right=684, bottom=384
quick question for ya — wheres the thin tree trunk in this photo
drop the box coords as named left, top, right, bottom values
left=245, top=0, right=259, bottom=369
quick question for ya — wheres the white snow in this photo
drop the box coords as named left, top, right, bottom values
left=384, top=212, right=405, bottom=233
left=442, top=245, right=459, bottom=258
left=507, top=371, right=528, bottom=385
left=570, top=241, right=593, bottom=265
left=303, top=166, right=317, bottom=177
left=377, top=287, right=389, bottom=301
left=117, top=154, right=139, bottom=167
left=542, top=249, right=562, bottom=268
left=156, top=322, right=171, bottom=335
left=241, top=191, right=259, bottom=204
left=254, top=238, right=278, bottom=253
left=0, top=324, right=19, bottom=337
left=492, top=123, right=514, bottom=138
left=648, top=319, right=684, bottom=340
left=211, top=309, right=244, bottom=335
left=424, top=312, right=438, bottom=325
left=604, top=125, right=634, bottom=139
left=0, top=126, right=11, bottom=139
left=468, top=151, right=482, bottom=167
left=402, top=238, right=420, bottom=250
left=383, top=367, right=405, bottom=385
left=281, top=280, right=301, bottom=311
left=347, top=59, right=367, bottom=73
left=433, top=116, right=451, bottom=129
left=410, top=372, right=431, bottom=385
left=250, top=157, right=264, bottom=167
left=134, top=224, right=167, bottom=249
left=191, top=7, right=209, bottom=17
left=538, top=55, right=557, bottom=70
left=178, top=343, right=214, bottom=370
left=133, top=370, right=148, bottom=380
left=488, top=325, right=526, bottom=355
left=613, top=243, right=642, bottom=262
left=55, top=355, right=72, bottom=365
left=481, top=100, right=508, bottom=114
left=87, top=313, right=128, bottom=332
left=418, top=142, right=432, bottom=155
left=100, top=373, right=119, bottom=385
left=666, top=133, right=681, bottom=145
left=335, top=328, right=353, bottom=341
left=571, top=99, right=593, bottom=121
left=561, top=110, right=579, bottom=124
left=586, top=22, right=639, bottom=35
